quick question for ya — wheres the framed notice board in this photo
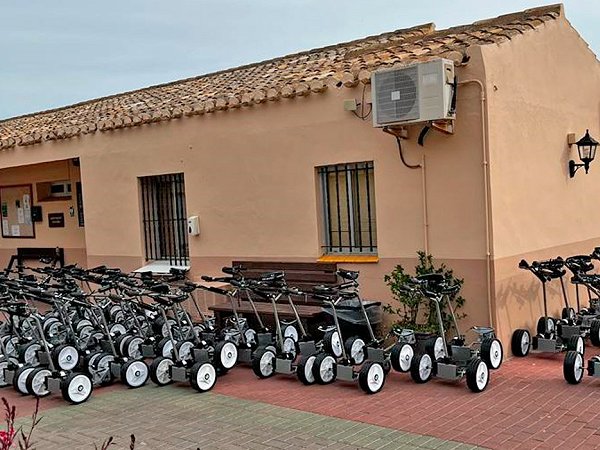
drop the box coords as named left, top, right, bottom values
left=0, top=184, right=35, bottom=238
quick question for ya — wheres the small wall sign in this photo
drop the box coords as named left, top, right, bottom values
left=48, top=213, right=65, bottom=228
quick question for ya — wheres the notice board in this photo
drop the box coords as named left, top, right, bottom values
left=0, top=184, right=35, bottom=238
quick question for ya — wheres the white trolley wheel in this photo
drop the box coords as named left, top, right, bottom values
left=26, top=368, right=52, bottom=398
left=324, top=330, right=343, bottom=358
left=150, top=356, right=174, bottom=386
left=312, top=353, right=337, bottom=385
left=390, top=342, right=414, bottom=373
left=410, top=353, right=433, bottom=384
left=283, top=325, right=299, bottom=343
left=345, top=337, right=366, bottom=365
left=296, top=354, right=316, bottom=385
left=466, top=358, right=490, bottom=393
left=14, top=366, right=36, bottom=395
left=0, top=360, right=10, bottom=387
left=215, top=341, right=238, bottom=370
left=358, top=361, right=386, bottom=394
left=53, top=345, right=80, bottom=371
left=252, top=348, right=276, bottom=379
left=121, top=360, right=149, bottom=388
left=481, top=338, right=503, bottom=370
left=563, top=350, right=585, bottom=385
left=61, top=373, right=93, bottom=404
left=190, top=362, right=217, bottom=392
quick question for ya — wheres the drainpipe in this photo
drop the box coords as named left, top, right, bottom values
left=458, top=79, right=495, bottom=329
left=383, top=127, right=429, bottom=254
left=420, top=154, right=429, bottom=255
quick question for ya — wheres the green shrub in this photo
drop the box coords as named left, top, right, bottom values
left=383, top=251, right=466, bottom=334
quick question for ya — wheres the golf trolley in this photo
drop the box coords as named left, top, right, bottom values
left=148, top=292, right=218, bottom=393
left=564, top=255, right=600, bottom=344
left=249, top=280, right=318, bottom=384
left=311, top=269, right=389, bottom=395
left=407, top=274, right=501, bottom=393
left=82, top=298, right=150, bottom=390
left=512, top=258, right=586, bottom=357
left=2, top=299, right=93, bottom=404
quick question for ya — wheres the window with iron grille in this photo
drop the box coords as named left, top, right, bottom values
left=318, top=161, right=377, bottom=254
left=139, top=173, right=189, bottom=265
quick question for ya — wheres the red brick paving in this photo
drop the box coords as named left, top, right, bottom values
left=212, top=353, right=600, bottom=450
left=5, top=353, right=600, bottom=449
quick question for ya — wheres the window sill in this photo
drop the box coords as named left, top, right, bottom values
left=318, top=255, right=379, bottom=264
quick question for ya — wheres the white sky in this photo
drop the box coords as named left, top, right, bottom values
left=1, top=0, right=598, bottom=119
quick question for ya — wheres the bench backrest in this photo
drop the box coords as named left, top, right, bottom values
left=5, top=247, right=65, bottom=274
left=232, top=260, right=338, bottom=305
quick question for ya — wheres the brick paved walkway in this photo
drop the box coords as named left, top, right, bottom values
left=15, top=387, right=476, bottom=449
left=5, top=353, right=600, bottom=449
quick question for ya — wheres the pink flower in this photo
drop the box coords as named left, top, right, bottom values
left=0, top=427, right=15, bottom=448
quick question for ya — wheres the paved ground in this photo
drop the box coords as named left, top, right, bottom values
left=15, top=386, right=475, bottom=449
left=4, top=353, right=600, bottom=449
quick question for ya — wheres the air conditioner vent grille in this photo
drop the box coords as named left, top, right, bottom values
left=374, top=66, right=419, bottom=124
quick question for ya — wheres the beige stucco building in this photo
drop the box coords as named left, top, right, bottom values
left=0, top=4, right=598, bottom=351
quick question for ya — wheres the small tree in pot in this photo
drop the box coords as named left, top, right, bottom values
left=383, top=251, right=466, bottom=335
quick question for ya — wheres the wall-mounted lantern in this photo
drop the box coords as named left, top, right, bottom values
left=569, top=129, right=598, bottom=178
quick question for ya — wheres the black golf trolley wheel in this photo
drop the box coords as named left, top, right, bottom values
left=51, top=344, right=80, bottom=371
left=465, top=358, right=490, bottom=393
left=19, top=342, right=42, bottom=367
left=214, top=341, right=238, bottom=371
left=344, top=336, right=366, bottom=365
left=26, top=367, right=52, bottom=398
left=14, top=365, right=36, bottom=395
left=562, top=307, right=576, bottom=321
left=252, top=347, right=276, bottom=379
left=0, top=359, right=13, bottom=388
left=157, top=337, right=175, bottom=358
left=121, top=360, right=149, bottom=388
left=90, top=352, right=116, bottom=386
left=281, top=337, right=298, bottom=360
left=390, top=342, right=414, bottom=373
left=481, top=338, right=504, bottom=370
left=536, top=317, right=555, bottom=337
left=511, top=329, right=531, bottom=357
left=296, top=354, right=317, bottom=385
left=590, top=320, right=600, bottom=347
left=323, top=330, right=343, bottom=358
left=410, top=353, right=433, bottom=384
left=175, top=340, right=195, bottom=362
left=190, top=361, right=217, bottom=392
left=150, top=356, right=174, bottom=386
left=425, top=336, right=445, bottom=360
left=563, top=350, right=585, bottom=384
left=61, top=372, right=93, bottom=404
left=312, top=353, right=337, bottom=385
left=566, top=336, right=585, bottom=355
left=358, top=361, right=386, bottom=394
left=122, top=335, right=144, bottom=359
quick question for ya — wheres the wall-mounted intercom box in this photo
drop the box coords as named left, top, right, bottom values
left=188, top=216, right=200, bottom=236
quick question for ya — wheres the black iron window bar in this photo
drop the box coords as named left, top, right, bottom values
left=319, top=161, right=377, bottom=254
left=140, top=173, right=189, bottom=266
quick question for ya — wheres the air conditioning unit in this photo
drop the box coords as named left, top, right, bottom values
left=371, top=58, right=456, bottom=127
left=49, top=181, right=72, bottom=198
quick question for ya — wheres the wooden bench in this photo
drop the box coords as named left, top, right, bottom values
left=208, top=261, right=338, bottom=329
left=4, top=247, right=64, bottom=275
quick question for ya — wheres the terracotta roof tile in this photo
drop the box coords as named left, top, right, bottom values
left=0, top=4, right=562, bottom=149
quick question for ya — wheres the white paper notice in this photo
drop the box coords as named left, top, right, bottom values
left=23, top=195, right=31, bottom=225
left=11, top=225, right=20, bottom=237
left=17, top=208, right=24, bottom=224
left=1, top=219, right=8, bottom=234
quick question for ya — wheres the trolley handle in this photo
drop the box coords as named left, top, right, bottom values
left=337, top=269, right=359, bottom=281
left=201, top=285, right=230, bottom=297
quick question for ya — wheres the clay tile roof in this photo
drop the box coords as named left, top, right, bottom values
left=0, top=4, right=563, bottom=150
